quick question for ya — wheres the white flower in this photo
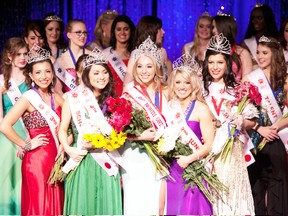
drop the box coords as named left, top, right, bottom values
left=242, top=103, right=259, bottom=119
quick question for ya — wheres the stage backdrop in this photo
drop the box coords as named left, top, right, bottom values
left=0, top=0, right=287, bottom=61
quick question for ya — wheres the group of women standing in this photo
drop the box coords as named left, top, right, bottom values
left=1, top=3, right=288, bottom=216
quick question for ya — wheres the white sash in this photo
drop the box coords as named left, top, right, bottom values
left=244, top=36, right=258, bottom=64
left=248, top=68, right=288, bottom=152
left=3, top=78, right=30, bottom=139
left=53, top=61, right=77, bottom=90
left=103, top=47, right=127, bottom=82
left=65, top=86, right=123, bottom=177
left=123, top=87, right=166, bottom=129
left=23, top=90, right=59, bottom=148
left=167, top=100, right=213, bottom=171
left=205, top=83, right=255, bottom=166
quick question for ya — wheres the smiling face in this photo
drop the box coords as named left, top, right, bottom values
left=173, top=72, right=192, bottom=101
left=67, top=22, right=87, bottom=47
left=45, top=21, right=61, bottom=44
left=198, top=17, right=212, bottom=39
left=29, top=61, right=54, bottom=90
left=135, top=55, right=156, bottom=87
left=115, top=21, right=131, bottom=44
left=251, top=8, right=265, bottom=33
left=207, top=53, right=227, bottom=83
left=256, top=44, right=272, bottom=71
left=88, top=64, right=110, bottom=93
left=10, top=46, right=28, bottom=70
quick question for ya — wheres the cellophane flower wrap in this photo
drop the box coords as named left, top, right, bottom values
left=83, top=96, right=133, bottom=150
left=157, top=130, right=227, bottom=204
left=219, top=81, right=262, bottom=162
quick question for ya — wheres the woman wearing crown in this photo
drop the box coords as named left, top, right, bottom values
left=0, top=44, right=64, bottom=215
left=0, top=37, right=29, bottom=214
left=243, top=35, right=288, bottom=215
left=58, top=48, right=122, bottom=215
left=165, top=54, right=215, bottom=215
left=202, top=34, right=256, bottom=215
left=54, top=19, right=90, bottom=94
left=120, top=36, right=169, bottom=215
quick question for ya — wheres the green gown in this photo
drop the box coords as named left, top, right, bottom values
left=0, top=82, right=29, bottom=214
left=63, top=122, right=122, bottom=215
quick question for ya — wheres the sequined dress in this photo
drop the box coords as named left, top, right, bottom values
left=21, top=108, right=64, bottom=215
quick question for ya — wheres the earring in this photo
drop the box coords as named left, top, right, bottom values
left=154, top=75, right=158, bottom=82
left=51, top=80, right=54, bottom=85
left=31, top=81, right=35, bottom=87
left=103, top=31, right=106, bottom=38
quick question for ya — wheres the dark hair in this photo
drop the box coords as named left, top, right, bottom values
left=75, top=54, right=88, bottom=85
left=213, top=15, right=241, bottom=78
left=43, top=12, right=67, bottom=51
left=279, top=18, right=288, bottom=51
left=133, top=16, right=163, bottom=48
left=81, top=63, right=115, bottom=109
left=0, top=37, right=28, bottom=90
left=25, top=58, right=56, bottom=94
left=258, top=37, right=287, bottom=90
left=244, top=4, right=278, bottom=39
left=110, top=15, right=135, bottom=53
left=22, top=19, right=46, bottom=41
left=202, top=49, right=238, bottom=96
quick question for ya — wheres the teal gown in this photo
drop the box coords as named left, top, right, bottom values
left=63, top=122, right=122, bottom=215
left=0, top=82, right=29, bottom=214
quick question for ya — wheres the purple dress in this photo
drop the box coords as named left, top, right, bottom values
left=166, top=121, right=213, bottom=215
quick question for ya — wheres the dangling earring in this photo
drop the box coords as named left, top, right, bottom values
left=154, top=75, right=158, bottom=82
left=103, top=31, right=106, bottom=38
left=31, top=81, right=35, bottom=87
left=51, top=80, right=54, bottom=86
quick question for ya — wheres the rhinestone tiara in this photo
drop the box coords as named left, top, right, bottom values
left=173, top=54, right=202, bottom=73
left=84, top=47, right=107, bottom=69
left=207, top=33, right=231, bottom=55
left=26, top=44, right=51, bottom=64
left=133, top=36, right=162, bottom=68
left=44, top=15, right=62, bottom=22
left=259, top=35, right=271, bottom=43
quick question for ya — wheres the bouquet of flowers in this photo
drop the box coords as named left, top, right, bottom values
left=158, top=134, right=227, bottom=204
left=210, top=81, right=262, bottom=163
left=48, top=96, right=133, bottom=185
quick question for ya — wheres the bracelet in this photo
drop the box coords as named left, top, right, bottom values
left=22, top=139, right=31, bottom=153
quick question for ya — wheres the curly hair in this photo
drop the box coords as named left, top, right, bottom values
left=258, top=37, right=287, bottom=90
left=0, top=37, right=28, bottom=90
left=202, top=49, right=238, bottom=96
left=81, top=63, right=115, bottom=109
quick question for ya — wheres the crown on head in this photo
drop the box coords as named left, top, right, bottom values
left=133, top=36, right=162, bottom=68
left=26, top=44, right=50, bottom=64
left=44, top=15, right=62, bottom=22
left=201, top=11, right=211, bottom=17
left=259, top=35, right=271, bottom=43
left=207, top=33, right=231, bottom=55
left=84, top=47, right=107, bottom=69
left=255, top=3, right=264, bottom=8
left=173, top=54, right=202, bottom=74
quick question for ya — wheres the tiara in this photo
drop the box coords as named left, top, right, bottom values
left=44, top=15, right=62, bottom=22
left=207, top=33, right=231, bottom=55
left=26, top=44, right=50, bottom=64
left=259, top=35, right=271, bottom=43
left=255, top=3, right=264, bottom=8
left=201, top=11, right=211, bottom=17
left=84, top=47, right=107, bottom=69
left=173, top=54, right=202, bottom=73
left=133, top=36, right=162, bottom=67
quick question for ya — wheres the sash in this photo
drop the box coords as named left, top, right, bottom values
left=167, top=100, right=213, bottom=171
left=123, top=86, right=166, bottom=129
left=23, top=90, right=59, bottom=148
left=53, top=61, right=77, bottom=90
left=205, top=83, right=255, bottom=166
left=103, top=47, right=127, bottom=82
left=65, top=86, right=123, bottom=177
left=244, top=36, right=258, bottom=64
left=248, top=68, right=288, bottom=152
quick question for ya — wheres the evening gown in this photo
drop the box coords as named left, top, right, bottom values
left=21, top=107, right=64, bottom=215
left=166, top=120, right=213, bottom=215
left=63, top=121, right=122, bottom=215
left=0, top=82, right=28, bottom=214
